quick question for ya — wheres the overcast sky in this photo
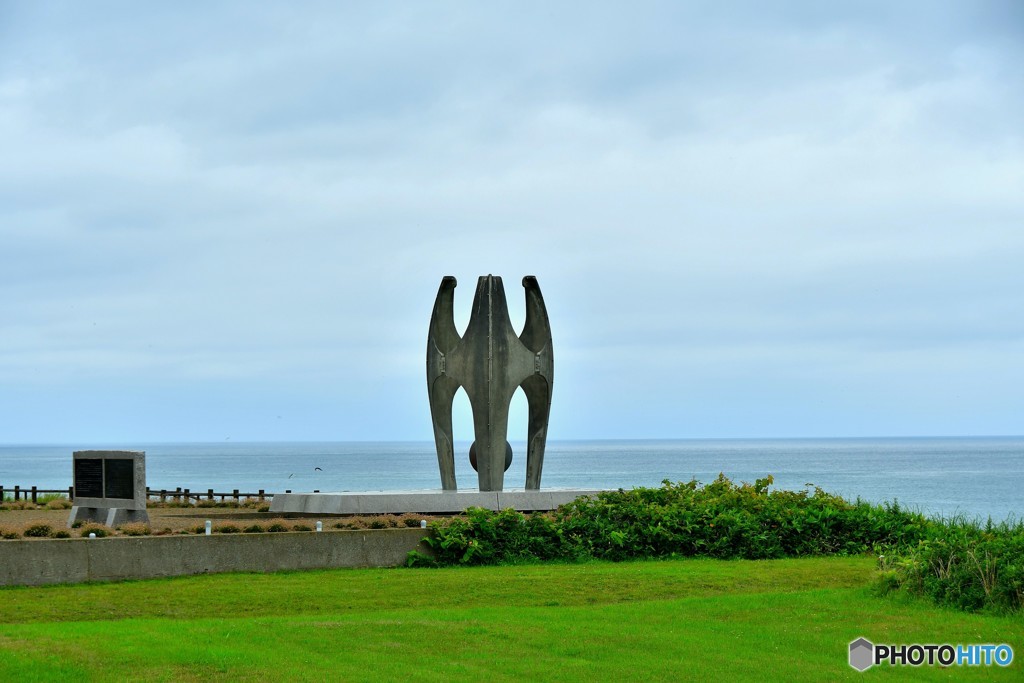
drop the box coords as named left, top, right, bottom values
left=1, top=1, right=1021, bottom=443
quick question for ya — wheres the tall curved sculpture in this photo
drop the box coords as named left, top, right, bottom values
left=426, top=275, right=554, bottom=491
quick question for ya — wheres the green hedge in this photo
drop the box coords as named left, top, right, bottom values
left=413, top=477, right=930, bottom=567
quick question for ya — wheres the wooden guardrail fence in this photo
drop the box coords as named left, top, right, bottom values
left=0, top=485, right=280, bottom=504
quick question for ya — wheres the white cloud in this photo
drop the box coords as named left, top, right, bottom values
left=0, top=1, right=1021, bottom=440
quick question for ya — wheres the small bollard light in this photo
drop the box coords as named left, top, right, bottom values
left=88, top=532, right=96, bottom=539
left=316, top=521, right=323, bottom=532
left=205, top=520, right=212, bottom=536
left=420, top=520, right=427, bottom=529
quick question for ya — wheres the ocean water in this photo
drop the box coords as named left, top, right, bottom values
left=1, top=437, right=1021, bottom=521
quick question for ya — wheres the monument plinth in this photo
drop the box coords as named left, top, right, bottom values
left=268, top=489, right=601, bottom=516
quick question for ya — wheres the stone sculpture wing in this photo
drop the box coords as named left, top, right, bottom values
left=426, top=276, right=460, bottom=490
left=519, top=276, right=554, bottom=489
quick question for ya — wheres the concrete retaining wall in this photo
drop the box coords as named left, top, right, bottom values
left=0, top=528, right=431, bottom=587
left=270, top=489, right=603, bottom=515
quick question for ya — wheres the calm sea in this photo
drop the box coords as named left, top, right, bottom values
left=1, top=438, right=1021, bottom=522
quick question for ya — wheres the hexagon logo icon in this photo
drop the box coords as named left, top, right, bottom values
left=849, top=637, right=874, bottom=671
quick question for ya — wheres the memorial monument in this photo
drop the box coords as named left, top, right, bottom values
left=426, top=275, right=553, bottom=491
left=68, top=450, right=149, bottom=527
left=270, top=274, right=597, bottom=515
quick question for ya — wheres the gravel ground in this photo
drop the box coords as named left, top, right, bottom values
left=0, top=506, right=432, bottom=537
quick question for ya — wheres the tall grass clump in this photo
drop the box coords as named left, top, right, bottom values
left=22, top=523, right=54, bottom=538
left=78, top=524, right=110, bottom=538
left=877, top=514, right=1024, bottom=614
left=37, top=493, right=70, bottom=506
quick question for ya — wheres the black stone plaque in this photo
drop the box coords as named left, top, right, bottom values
left=74, top=458, right=103, bottom=498
left=104, top=458, right=135, bottom=500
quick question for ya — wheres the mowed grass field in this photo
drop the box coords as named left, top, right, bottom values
left=0, top=557, right=1020, bottom=681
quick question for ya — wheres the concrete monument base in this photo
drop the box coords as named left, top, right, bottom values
left=68, top=506, right=151, bottom=528
left=268, top=489, right=604, bottom=516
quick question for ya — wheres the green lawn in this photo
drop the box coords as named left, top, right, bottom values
left=0, top=557, right=1020, bottom=681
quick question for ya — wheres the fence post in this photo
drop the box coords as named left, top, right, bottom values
left=68, top=486, right=74, bottom=500
left=207, top=488, right=214, bottom=501
left=258, top=489, right=265, bottom=501
left=0, top=486, right=5, bottom=501
left=160, top=489, right=167, bottom=503
left=183, top=488, right=190, bottom=505
left=14, top=485, right=20, bottom=501
left=31, top=486, right=38, bottom=504
left=233, top=489, right=239, bottom=503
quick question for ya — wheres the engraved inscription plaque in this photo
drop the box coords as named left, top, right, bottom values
left=74, top=458, right=104, bottom=498
left=104, top=458, right=134, bottom=499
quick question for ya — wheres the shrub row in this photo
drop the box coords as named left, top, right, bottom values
left=148, top=499, right=271, bottom=511
left=0, top=514, right=433, bottom=539
left=0, top=497, right=73, bottom=511
left=414, top=476, right=931, bottom=566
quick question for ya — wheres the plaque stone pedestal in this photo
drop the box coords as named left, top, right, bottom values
left=68, top=506, right=150, bottom=527
left=68, top=450, right=149, bottom=529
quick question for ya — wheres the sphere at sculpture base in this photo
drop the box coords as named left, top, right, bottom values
left=469, top=441, right=513, bottom=473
